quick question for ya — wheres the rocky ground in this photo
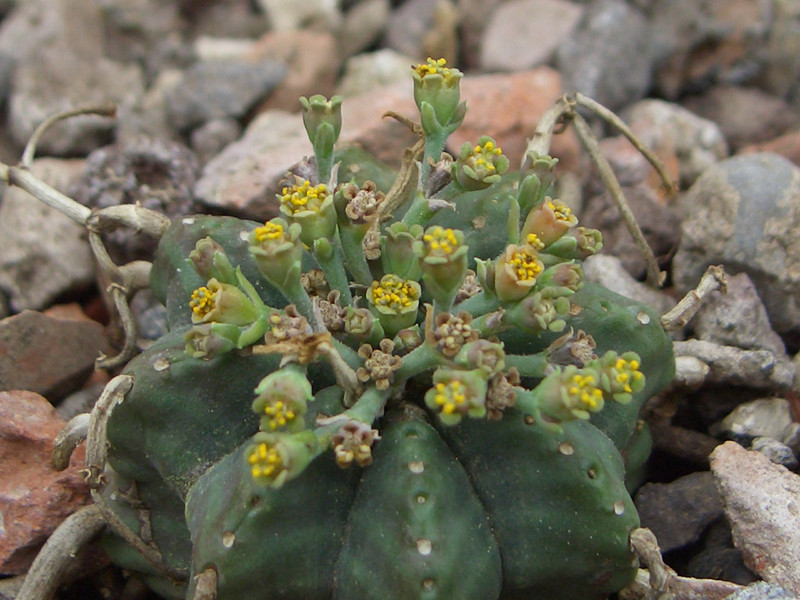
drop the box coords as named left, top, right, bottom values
left=1, top=0, right=800, bottom=598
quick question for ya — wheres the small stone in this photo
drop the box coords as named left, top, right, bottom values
left=722, top=581, right=800, bottom=600
left=714, top=397, right=800, bottom=453
left=337, top=0, right=391, bottom=60
left=555, top=0, right=652, bottom=111
left=249, top=30, right=340, bottom=113
left=71, top=137, right=201, bottom=263
left=479, top=0, right=583, bottom=72
left=0, top=390, right=91, bottom=574
left=0, top=158, right=93, bottom=312
left=743, top=129, right=800, bottom=169
left=694, top=273, right=787, bottom=357
left=383, top=0, right=452, bottom=61
left=336, top=49, right=415, bottom=98
left=672, top=153, right=800, bottom=343
left=623, top=98, right=729, bottom=189
left=683, top=86, right=800, bottom=152
left=130, top=288, right=169, bottom=344
left=750, top=437, right=799, bottom=470
left=190, top=117, right=243, bottom=166
left=194, top=110, right=311, bottom=220
left=164, top=58, right=286, bottom=131
left=635, top=471, right=724, bottom=553
left=0, top=310, right=111, bottom=402
left=256, top=0, right=341, bottom=31
left=711, top=442, right=800, bottom=596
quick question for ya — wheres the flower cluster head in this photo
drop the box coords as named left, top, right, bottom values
left=494, top=242, right=545, bottom=301
left=508, top=292, right=571, bottom=333
left=414, top=225, right=468, bottom=308
left=537, top=365, right=605, bottom=422
left=411, top=57, right=465, bottom=133
left=299, top=94, right=343, bottom=145
left=594, top=351, right=645, bottom=404
left=367, top=274, right=421, bottom=337
left=189, top=278, right=259, bottom=326
left=249, top=217, right=303, bottom=290
left=424, top=368, right=488, bottom=426
left=246, top=431, right=317, bottom=488
left=338, top=180, right=384, bottom=226
left=279, top=178, right=336, bottom=243
left=453, top=136, right=510, bottom=191
left=522, top=197, right=578, bottom=247
left=251, top=367, right=313, bottom=433
left=356, top=338, right=403, bottom=390
left=331, top=420, right=380, bottom=468
left=429, top=310, right=479, bottom=358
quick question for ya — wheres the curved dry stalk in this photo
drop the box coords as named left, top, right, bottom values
left=51, top=413, right=91, bottom=471
left=85, top=374, right=134, bottom=486
left=16, top=504, right=106, bottom=600
left=660, top=265, right=727, bottom=331
left=570, top=112, right=664, bottom=287
left=573, top=93, right=678, bottom=197
left=21, top=105, right=116, bottom=168
left=523, top=94, right=574, bottom=166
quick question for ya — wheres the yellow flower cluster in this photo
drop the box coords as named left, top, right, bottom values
left=471, top=139, right=503, bottom=172
left=423, top=226, right=460, bottom=255
left=189, top=284, right=216, bottom=320
left=507, top=246, right=544, bottom=282
left=548, top=199, right=576, bottom=225
left=432, top=380, right=467, bottom=415
left=369, top=275, right=420, bottom=311
left=280, top=180, right=329, bottom=215
left=248, top=441, right=284, bottom=483
left=253, top=221, right=285, bottom=243
left=614, top=357, right=643, bottom=394
left=413, top=57, right=450, bottom=78
left=261, top=400, right=298, bottom=431
left=567, top=372, right=604, bottom=410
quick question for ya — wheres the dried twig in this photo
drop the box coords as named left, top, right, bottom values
left=661, top=265, right=728, bottom=331
left=51, top=413, right=91, bottom=472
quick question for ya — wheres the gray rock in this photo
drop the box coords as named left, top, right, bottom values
left=194, top=110, right=311, bottom=220
left=672, top=153, right=800, bottom=342
left=480, top=0, right=583, bottom=71
left=338, top=0, right=391, bottom=60
left=648, top=0, right=773, bottom=99
left=724, top=581, right=800, bottom=600
left=623, top=98, right=729, bottom=189
left=683, top=85, right=800, bottom=151
left=164, top=59, right=286, bottom=131
left=56, top=381, right=106, bottom=421
left=190, top=117, right=243, bottom=166
left=0, top=159, right=94, bottom=311
left=257, top=0, right=342, bottom=31
left=635, top=471, right=724, bottom=553
left=555, top=0, right=652, bottom=110
left=711, top=442, right=800, bottom=597
left=714, top=397, right=800, bottom=453
left=336, top=49, right=415, bottom=98
left=751, top=437, right=799, bottom=469
left=694, top=273, right=787, bottom=357
left=383, top=0, right=451, bottom=61
left=130, top=288, right=168, bottom=344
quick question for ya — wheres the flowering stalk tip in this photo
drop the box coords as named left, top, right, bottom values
left=453, top=136, right=509, bottom=191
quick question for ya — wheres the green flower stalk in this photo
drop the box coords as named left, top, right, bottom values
left=414, top=225, right=468, bottom=312
left=545, top=227, right=604, bottom=260
left=518, top=152, right=559, bottom=214
left=335, top=181, right=384, bottom=286
left=453, top=136, right=509, bottom=191
left=367, top=274, right=421, bottom=338
left=424, top=368, right=488, bottom=425
left=246, top=430, right=320, bottom=488
left=535, top=365, right=605, bottom=422
left=299, top=94, right=343, bottom=184
left=279, top=178, right=337, bottom=247
left=251, top=364, right=313, bottom=433
left=520, top=197, right=578, bottom=247
left=381, top=222, right=423, bottom=281
left=411, top=57, right=467, bottom=183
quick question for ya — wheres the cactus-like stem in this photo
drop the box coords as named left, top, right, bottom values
left=315, top=385, right=389, bottom=443
left=393, top=341, right=446, bottom=382
left=313, top=238, right=353, bottom=305
left=505, top=353, right=549, bottom=378
left=402, top=190, right=435, bottom=228
left=338, top=226, right=374, bottom=287
left=455, top=291, right=501, bottom=316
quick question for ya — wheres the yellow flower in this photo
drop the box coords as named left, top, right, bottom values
left=494, top=243, right=545, bottom=301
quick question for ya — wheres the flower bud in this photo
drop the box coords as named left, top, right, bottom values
left=593, top=351, right=645, bottom=404
left=535, top=365, right=605, bottom=422
left=279, top=178, right=337, bottom=245
left=536, top=261, right=584, bottom=298
left=184, top=322, right=239, bottom=359
left=246, top=430, right=319, bottom=488
left=248, top=218, right=303, bottom=291
left=188, top=237, right=237, bottom=284
left=413, top=225, right=468, bottom=309
left=411, top=58, right=465, bottom=134
left=381, top=222, right=423, bottom=281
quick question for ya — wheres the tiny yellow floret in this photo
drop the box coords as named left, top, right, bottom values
left=190, top=285, right=216, bottom=319
left=423, top=226, right=460, bottom=256
left=280, top=180, right=329, bottom=216
left=508, top=247, right=544, bottom=282
left=369, top=275, right=420, bottom=312
left=568, top=373, right=603, bottom=410
left=254, top=221, right=285, bottom=243
left=548, top=199, right=575, bottom=223
left=413, top=57, right=449, bottom=78
left=248, top=441, right=284, bottom=481
left=526, top=233, right=545, bottom=250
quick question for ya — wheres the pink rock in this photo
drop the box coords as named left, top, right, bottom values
left=454, top=68, right=581, bottom=172
left=710, top=441, right=800, bottom=595
left=0, top=390, right=91, bottom=575
left=742, top=129, right=800, bottom=169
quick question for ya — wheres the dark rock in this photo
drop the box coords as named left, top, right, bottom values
left=635, top=471, right=724, bottom=552
left=0, top=311, right=110, bottom=402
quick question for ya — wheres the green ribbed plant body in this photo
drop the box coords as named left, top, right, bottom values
left=100, top=59, right=675, bottom=600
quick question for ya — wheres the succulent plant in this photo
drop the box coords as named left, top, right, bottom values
left=27, top=60, right=676, bottom=600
